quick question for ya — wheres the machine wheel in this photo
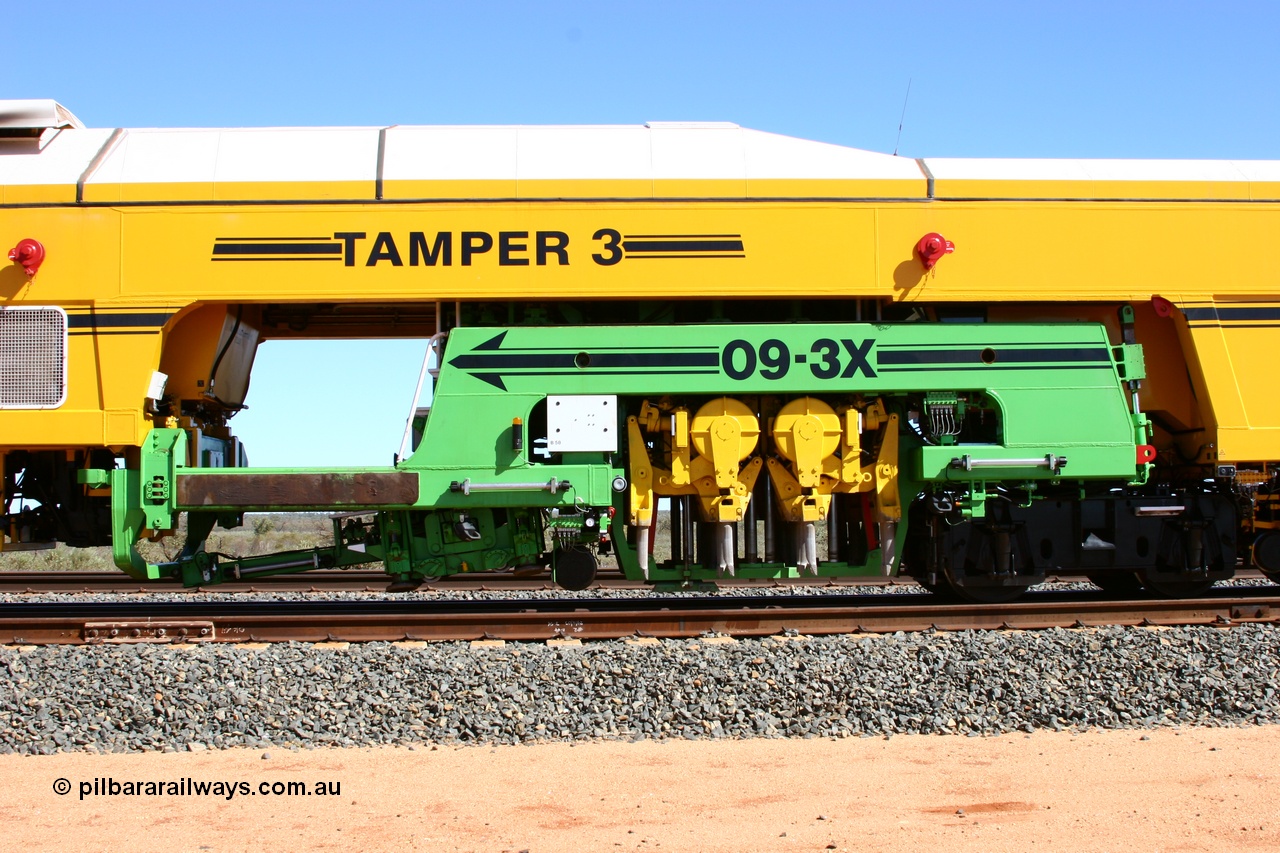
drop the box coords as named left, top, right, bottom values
left=1253, top=531, right=1280, bottom=584
left=1086, top=572, right=1144, bottom=595
left=945, top=581, right=1030, bottom=604
left=942, top=569, right=1031, bottom=603
left=914, top=577, right=950, bottom=596
left=1137, top=570, right=1215, bottom=599
left=907, top=572, right=957, bottom=598
left=900, top=530, right=952, bottom=597
left=554, top=547, right=597, bottom=591
left=385, top=575, right=424, bottom=593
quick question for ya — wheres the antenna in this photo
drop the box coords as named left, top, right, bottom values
left=892, top=78, right=912, bottom=156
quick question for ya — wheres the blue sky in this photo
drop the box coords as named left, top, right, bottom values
left=9, top=1, right=1280, bottom=466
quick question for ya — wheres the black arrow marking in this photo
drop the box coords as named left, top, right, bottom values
left=448, top=336, right=720, bottom=388
left=474, top=331, right=507, bottom=350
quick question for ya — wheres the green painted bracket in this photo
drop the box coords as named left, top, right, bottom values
left=109, top=469, right=170, bottom=581
left=1115, top=343, right=1147, bottom=383
left=140, top=427, right=186, bottom=531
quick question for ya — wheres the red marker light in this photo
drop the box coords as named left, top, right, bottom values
left=916, top=233, right=954, bottom=270
left=8, top=239, right=45, bottom=276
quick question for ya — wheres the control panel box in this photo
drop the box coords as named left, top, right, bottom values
left=547, top=395, right=617, bottom=452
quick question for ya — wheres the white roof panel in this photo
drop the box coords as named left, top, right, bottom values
left=743, top=129, right=923, bottom=180
left=650, top=124, right=745, bottom=180
left=8, top=111, right=1275, bottom=201
left=88, top=127, right=379, bottom=186
left=382, top=124, right=921, bottom=193
left=0, top=127, right=114, bottom=185
left=382, top=126, right=518, bottom=181
left=1226, top=160, right=1280, bottom=182
left=89, top=129, right=221, bottom=185
left=212, top=127, right=378, bottom=183
left=514, top=126, right=651, bottom=180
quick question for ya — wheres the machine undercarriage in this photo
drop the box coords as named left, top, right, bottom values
left=4, top=309, right=1256, bottom=602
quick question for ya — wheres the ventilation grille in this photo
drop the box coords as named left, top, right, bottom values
left=0, top=307, right=66, bottom=409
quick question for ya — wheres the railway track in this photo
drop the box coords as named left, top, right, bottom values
left=0, top=586, right=1277, bottom=645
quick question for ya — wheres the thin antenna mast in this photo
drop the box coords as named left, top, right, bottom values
left=892, top=78, right=912, bottom=156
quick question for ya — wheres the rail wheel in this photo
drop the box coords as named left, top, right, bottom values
left=1086, top=572, right=1144, bottom=595
left=1253, top=531, right=1280, bottom=584
left=945, top=582, right=1030, bottom=604
left=386, top=575, right=424, bottom=593
left=553, top=547, right=597, bottom=591
left=941, top=569, right=1031, bottom=604
left=1137, top=570, right=1215, bottom=598
left=914, top=577, right=951, bottom=596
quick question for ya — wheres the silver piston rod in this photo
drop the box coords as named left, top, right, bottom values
left=794, top=522, right=818, bottom=575
left=717, top=523, right=735, bottom=576
left=635, top=522, right=652, bottom=580
left=950, top=454, right=1068, bottom=472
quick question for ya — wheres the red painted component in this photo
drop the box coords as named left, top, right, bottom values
left=916, top=232, right=955, bottom=270
left=860, top=492, right=878, bottom=551
left=1151, top=296, right=1174, bottom=318
left=7, top=239, right=45, bottom=276
left=1136, top=445, right=1158, bottom=464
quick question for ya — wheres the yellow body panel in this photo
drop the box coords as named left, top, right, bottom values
left=1174, top=303, right=1280, bottom=464
left=2, top=184, right=77, bottom=205
left=86, top=182, right=213, bottom=204
left=8, top=199, right=1274, bottom=303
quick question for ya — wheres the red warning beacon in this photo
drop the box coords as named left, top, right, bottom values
left=916, top=233, right=955, bottom=270
left=8, top=239, right=45, bottom=276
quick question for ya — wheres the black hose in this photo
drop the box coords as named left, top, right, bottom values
left=207, top=305, right=244, bottom=397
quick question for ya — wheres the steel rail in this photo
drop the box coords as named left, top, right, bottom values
left=0, top=587, right=1277, bottom=645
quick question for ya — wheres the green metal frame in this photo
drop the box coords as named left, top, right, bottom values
left=97, top=320, right=1149, bottom=587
